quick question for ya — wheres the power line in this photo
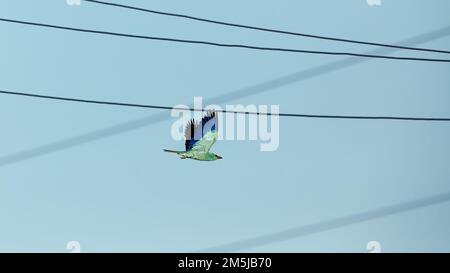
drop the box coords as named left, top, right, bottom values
left=84, top=0, right=450, bottom=55
left=1, top=25, right=449, bottom=167
left=2, top=89, right=450, bottom=121
left=1, top=17, right=450, bottom=63
left=202, top=191, right=450, bottom=252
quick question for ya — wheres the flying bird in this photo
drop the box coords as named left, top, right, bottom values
left=164, top=111, right=222, bottom=161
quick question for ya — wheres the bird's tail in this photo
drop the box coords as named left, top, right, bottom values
left=163, top=149, right=183, bottom=154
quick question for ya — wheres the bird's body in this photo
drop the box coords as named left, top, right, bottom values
left=164, top=111, right=222, bottom=161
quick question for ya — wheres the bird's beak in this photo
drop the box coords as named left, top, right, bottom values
left=216, top=155, right=223, bottom=159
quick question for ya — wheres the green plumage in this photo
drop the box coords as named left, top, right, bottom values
left=164, top=112, right=222, bottom=161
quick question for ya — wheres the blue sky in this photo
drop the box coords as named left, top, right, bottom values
left=0, top=0, right=449, bottom=252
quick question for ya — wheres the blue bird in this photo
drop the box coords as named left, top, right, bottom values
left=164, top=111, right=222, bottom=161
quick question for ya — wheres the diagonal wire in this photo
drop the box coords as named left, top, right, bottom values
left=201, top=191, right=450, bottom=252
left=83, top=0, right=450, bottom=55
left=1, top=25, right=450, bottom=167
left=1, top=17, right=450, bottom=63
left=2, top=89, right=450, bottom=121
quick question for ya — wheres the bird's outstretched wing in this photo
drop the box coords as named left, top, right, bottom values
left=184, top=111, right=218, bottom=153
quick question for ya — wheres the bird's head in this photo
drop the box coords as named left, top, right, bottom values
left=214, top=154, right=223, bottom=160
